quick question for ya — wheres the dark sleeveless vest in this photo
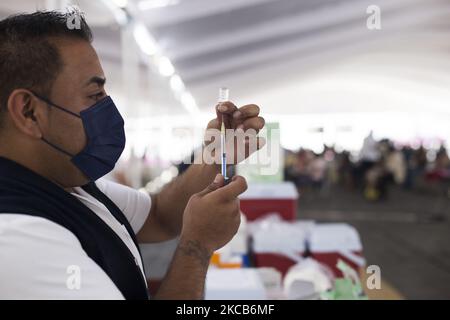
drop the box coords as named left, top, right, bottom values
left=0, top=156, right=149, bottom=300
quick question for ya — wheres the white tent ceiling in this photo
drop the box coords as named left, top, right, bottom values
left=0, top=0, right=449, bottom=119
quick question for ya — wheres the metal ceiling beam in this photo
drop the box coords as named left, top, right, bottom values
left=166, top=0, right=412, bottom=61
left=178, top=1, right=450, bottom=83
left=139, top=0, right=277, bottom=27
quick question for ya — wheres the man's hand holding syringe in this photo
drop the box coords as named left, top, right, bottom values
left=151, top=89, right=265, bottom=299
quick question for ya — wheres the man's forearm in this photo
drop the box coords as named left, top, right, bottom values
left=153, top=237, right=213, bottom=299
left=152, top=163, right=219, bottom=236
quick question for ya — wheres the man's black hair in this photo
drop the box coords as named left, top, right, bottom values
left=0, top=10, right=93, bottom=126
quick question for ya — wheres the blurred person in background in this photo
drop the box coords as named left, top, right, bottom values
left=354, top=131, right=380, bottom=190
left=282, top=134, right=448, bottom=201
left=308, top=151, right=328, bottom=191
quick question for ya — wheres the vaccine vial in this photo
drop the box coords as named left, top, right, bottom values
left=218, top=87, right=229, bottom=103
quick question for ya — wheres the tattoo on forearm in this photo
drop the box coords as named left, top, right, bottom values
left=178, top=240, right=211, bottom=268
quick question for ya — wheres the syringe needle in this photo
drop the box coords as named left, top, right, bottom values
left=218, top=87, right=229, bottom=180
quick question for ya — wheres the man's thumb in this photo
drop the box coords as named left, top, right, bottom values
left=196, top=174, right=224, bottom=197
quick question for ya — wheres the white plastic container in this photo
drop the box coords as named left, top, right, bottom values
left=205, top=269, right=266, bottom=300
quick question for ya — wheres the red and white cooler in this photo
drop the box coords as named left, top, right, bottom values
left=239, top=182, right=298, bottom=222
left=309, top=223, right=365, bottom=277
left=250, top=218, right=314, bottom=277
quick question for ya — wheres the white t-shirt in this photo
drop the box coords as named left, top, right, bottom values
left=0, top=178, right=151, bottom=300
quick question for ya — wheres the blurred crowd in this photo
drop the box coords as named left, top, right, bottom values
left=284, top=132, right=450, bottom=201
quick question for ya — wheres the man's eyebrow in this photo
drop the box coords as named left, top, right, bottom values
left=84, top=76, right=106, bottom=87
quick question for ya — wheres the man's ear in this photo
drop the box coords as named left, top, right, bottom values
left=7, top=89, right=44, bottom=138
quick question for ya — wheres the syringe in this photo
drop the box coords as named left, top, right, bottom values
left=218, top=87, right=229, bottom=180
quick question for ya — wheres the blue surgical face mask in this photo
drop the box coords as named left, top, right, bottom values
left=31, top=92, right=126, bottom=182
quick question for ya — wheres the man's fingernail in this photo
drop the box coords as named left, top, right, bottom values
left=218, top=105, right=227, bottom=112
left=237, top=124, right=244, bottom=130
left=214, top=174, right=222, bottom=183
left=233, top=111, right=241, bottom=118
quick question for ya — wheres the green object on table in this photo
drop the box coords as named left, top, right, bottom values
left=321, top=279, right=368, bottom=300
left=320, top=259, right=368, bottom=300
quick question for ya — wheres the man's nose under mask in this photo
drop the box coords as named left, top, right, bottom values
left=31, top=92, right=126, bottom=182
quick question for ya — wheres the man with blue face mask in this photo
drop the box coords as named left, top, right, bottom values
left=0, top=11, right=265, bottom=299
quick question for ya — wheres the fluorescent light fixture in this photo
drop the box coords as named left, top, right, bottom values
left=170, top=74, right=185, bottom=93
left=138, top=0, right=180, bottom=10
left=133, top=23, right=157, bottom=56
left=158, top=56, right=175, bottom=77
left=111, top=0, right=128, bottom=8
left=181, top=92, right=199, bottom=114
left=103, top=0, right=198, bottom=115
